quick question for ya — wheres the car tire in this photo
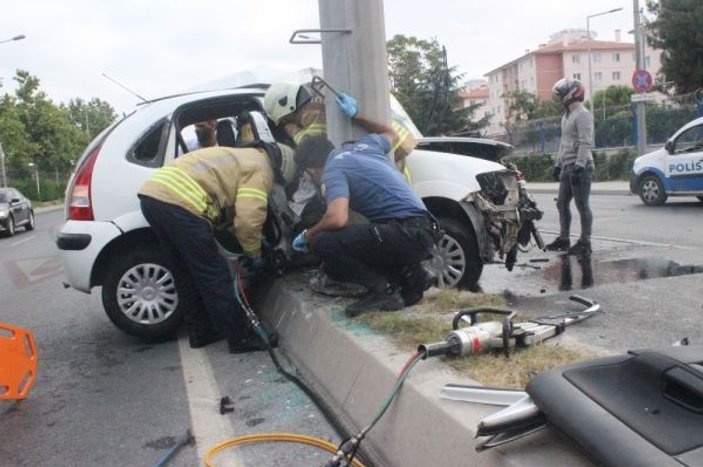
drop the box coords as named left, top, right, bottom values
left=3, top=215, right=15, bottom=237
left=102, top=248, right=185, bottom=342
left=638, top=175, right=667, bottom=206
left=427, top=217, right=483, bottom=291
left=25, top=210, right=35, bottom=231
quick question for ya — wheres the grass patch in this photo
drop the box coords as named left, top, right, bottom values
left=358, top=289, right=599, bottom=388
left=419, top=288, right=508, bottom=314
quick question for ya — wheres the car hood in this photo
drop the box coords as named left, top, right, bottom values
left=0, top=202, right=9, bottom=210
left=406, top=149, right=508, bottom=201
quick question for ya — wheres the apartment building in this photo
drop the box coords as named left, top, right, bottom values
left=458, top=81, right=490, bottom=122
left=481, top=29, right=660, bottom=138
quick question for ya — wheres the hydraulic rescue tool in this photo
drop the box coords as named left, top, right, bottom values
left=419, top=295, right=601, bottom=359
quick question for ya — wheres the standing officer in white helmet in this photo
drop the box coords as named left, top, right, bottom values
left=544, top=77, right=595, bottom=257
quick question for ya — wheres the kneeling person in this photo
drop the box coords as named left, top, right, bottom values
left=292, top=97, right=436, bottom=317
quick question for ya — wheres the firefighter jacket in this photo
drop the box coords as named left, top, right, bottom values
left=282, top=101, right=418, bottom=181
left=139, top=146, right=273, bottom=258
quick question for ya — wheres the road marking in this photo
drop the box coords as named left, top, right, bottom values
left=4, top=256, right=64, bottom=288
left=178, top=335, right=243, bottom=466
left=11, top=235, right=36, bottom=247
left=539, top=229, right=696, bottom=249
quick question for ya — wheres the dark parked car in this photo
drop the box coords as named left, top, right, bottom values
left=0, top=187, right=35, bottom=237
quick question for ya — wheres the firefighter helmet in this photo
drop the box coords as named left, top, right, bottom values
left=552, top=78, right=586, bottom=106
left=263, top=82, right=312, bottom=126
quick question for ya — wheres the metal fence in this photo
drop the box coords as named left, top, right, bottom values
left=1, top=169, right=71, bottom=202
left=505, top=95, right=703, bottom=155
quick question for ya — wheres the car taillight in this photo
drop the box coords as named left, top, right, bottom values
left=68, top=145, right=100, bottom=221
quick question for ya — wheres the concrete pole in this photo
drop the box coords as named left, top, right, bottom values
left=634, top=0, right=647, bottom=155
left=318, top=0, right=391, bottom=152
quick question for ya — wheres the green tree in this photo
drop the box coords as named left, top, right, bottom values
left=387, top=35, right=488, bottom=136
left=0, top=70, right=119, bottom=198
left=502, top=90, right=539, bottom=121
left=590, top=85, right=634, bottom=119
left=68, top=97, right=117, bottom=140
left=646, top=0, right=703, bottom=93
left=535, top=98, right=563, bottom=119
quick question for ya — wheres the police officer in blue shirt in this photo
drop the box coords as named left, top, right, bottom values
left=291, top=94, right=437, bottom=317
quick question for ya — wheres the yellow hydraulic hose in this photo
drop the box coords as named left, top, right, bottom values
left=204, top=432, right=366, bottom=467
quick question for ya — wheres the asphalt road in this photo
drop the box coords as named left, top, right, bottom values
left=0, top=209, right=337, bottom=467
left=479, top=192, right=703, bottom=353
left=2, top=194, right=702, bottom=466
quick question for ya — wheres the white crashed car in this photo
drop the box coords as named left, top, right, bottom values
left=56, top=86, right=542, bottom=341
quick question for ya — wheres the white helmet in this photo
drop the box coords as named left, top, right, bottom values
left=552, top=77, right=586, bottom=106
left=263, top=82, right=311, bottom=126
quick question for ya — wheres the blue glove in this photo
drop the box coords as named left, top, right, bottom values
left=292, top=231, right=310, bottom=253
left=335, top=93, right=358, bottom=118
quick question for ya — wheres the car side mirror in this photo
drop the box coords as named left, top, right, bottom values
left=664, top=140, right=674, bottom=154
left=10, top=197, right=20, bottom=204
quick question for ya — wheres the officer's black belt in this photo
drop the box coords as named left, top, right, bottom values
left=395, top=216, right=433, bottom=229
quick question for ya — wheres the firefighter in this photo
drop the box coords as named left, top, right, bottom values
left=263, top=82, right=418, bottom=227
left=289, top=94, right=437, bottom=317
left=263, top=81, right=418, bottom=172
left=137, top=142, right=294, bottom=352
left=545, top=77, right=595, bottom=257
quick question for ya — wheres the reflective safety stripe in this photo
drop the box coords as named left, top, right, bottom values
left=391, top=121, right=410, bottom=153
left=403, top=164, right=413, bottom=184
left=293, top=123, right=327, bottom=144
left=236, top=187, right=269, bottom=204
left=149, top=167, right=220, bottom=219
left=240, top=239, right=261, bottom=253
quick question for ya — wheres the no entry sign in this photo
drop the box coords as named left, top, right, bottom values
left=632, top=69, right=653, bottom=93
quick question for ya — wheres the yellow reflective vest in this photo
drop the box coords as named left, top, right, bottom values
left=283, top=101, right=417, bottom=182
left=139, top=146, right=273, bottom=258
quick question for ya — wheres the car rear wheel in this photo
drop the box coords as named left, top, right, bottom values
left=426, top=217, right=483, bottom=291
left=102, top=248, right=185, bottom=341
left=638, top=175, right=667, bottom=206
left=25, top=211, right=35, bottom=231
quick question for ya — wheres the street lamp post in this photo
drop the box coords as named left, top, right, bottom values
left=0, top=34, right=26, bottom=45
left=1, top=34, right=26, bottom=188
left=587, top=8, right=623, bottom=108
left=28, top=162, right=40, bottom=200
left=0, top=143, right=6, bottom=188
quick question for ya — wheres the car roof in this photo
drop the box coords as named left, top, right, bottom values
left=137, top=84, right=268, bottom=107
left=417, top=136, right=513, bottom=149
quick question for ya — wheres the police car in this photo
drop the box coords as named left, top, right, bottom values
left=631, top=116, right=703, bottom=206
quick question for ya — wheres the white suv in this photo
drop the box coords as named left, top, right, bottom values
left=56, top=86, right=542, bottom=341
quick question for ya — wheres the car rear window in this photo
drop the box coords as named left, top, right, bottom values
left=128, top=118, right=169, bottom=167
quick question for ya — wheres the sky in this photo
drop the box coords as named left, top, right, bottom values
left=0, top=0, right=639, bottom=115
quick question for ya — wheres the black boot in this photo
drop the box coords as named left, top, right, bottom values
left=399, top=264, right=437, bottom=306
left=544, top=237, right=570, bottom=251
left=227, top=333, right=270, bottom=354
left=568, top=239, right=592, bottom=256
left=188, top=328, right=225, bottom=349
left=345, top=287, right=404, bottom=318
